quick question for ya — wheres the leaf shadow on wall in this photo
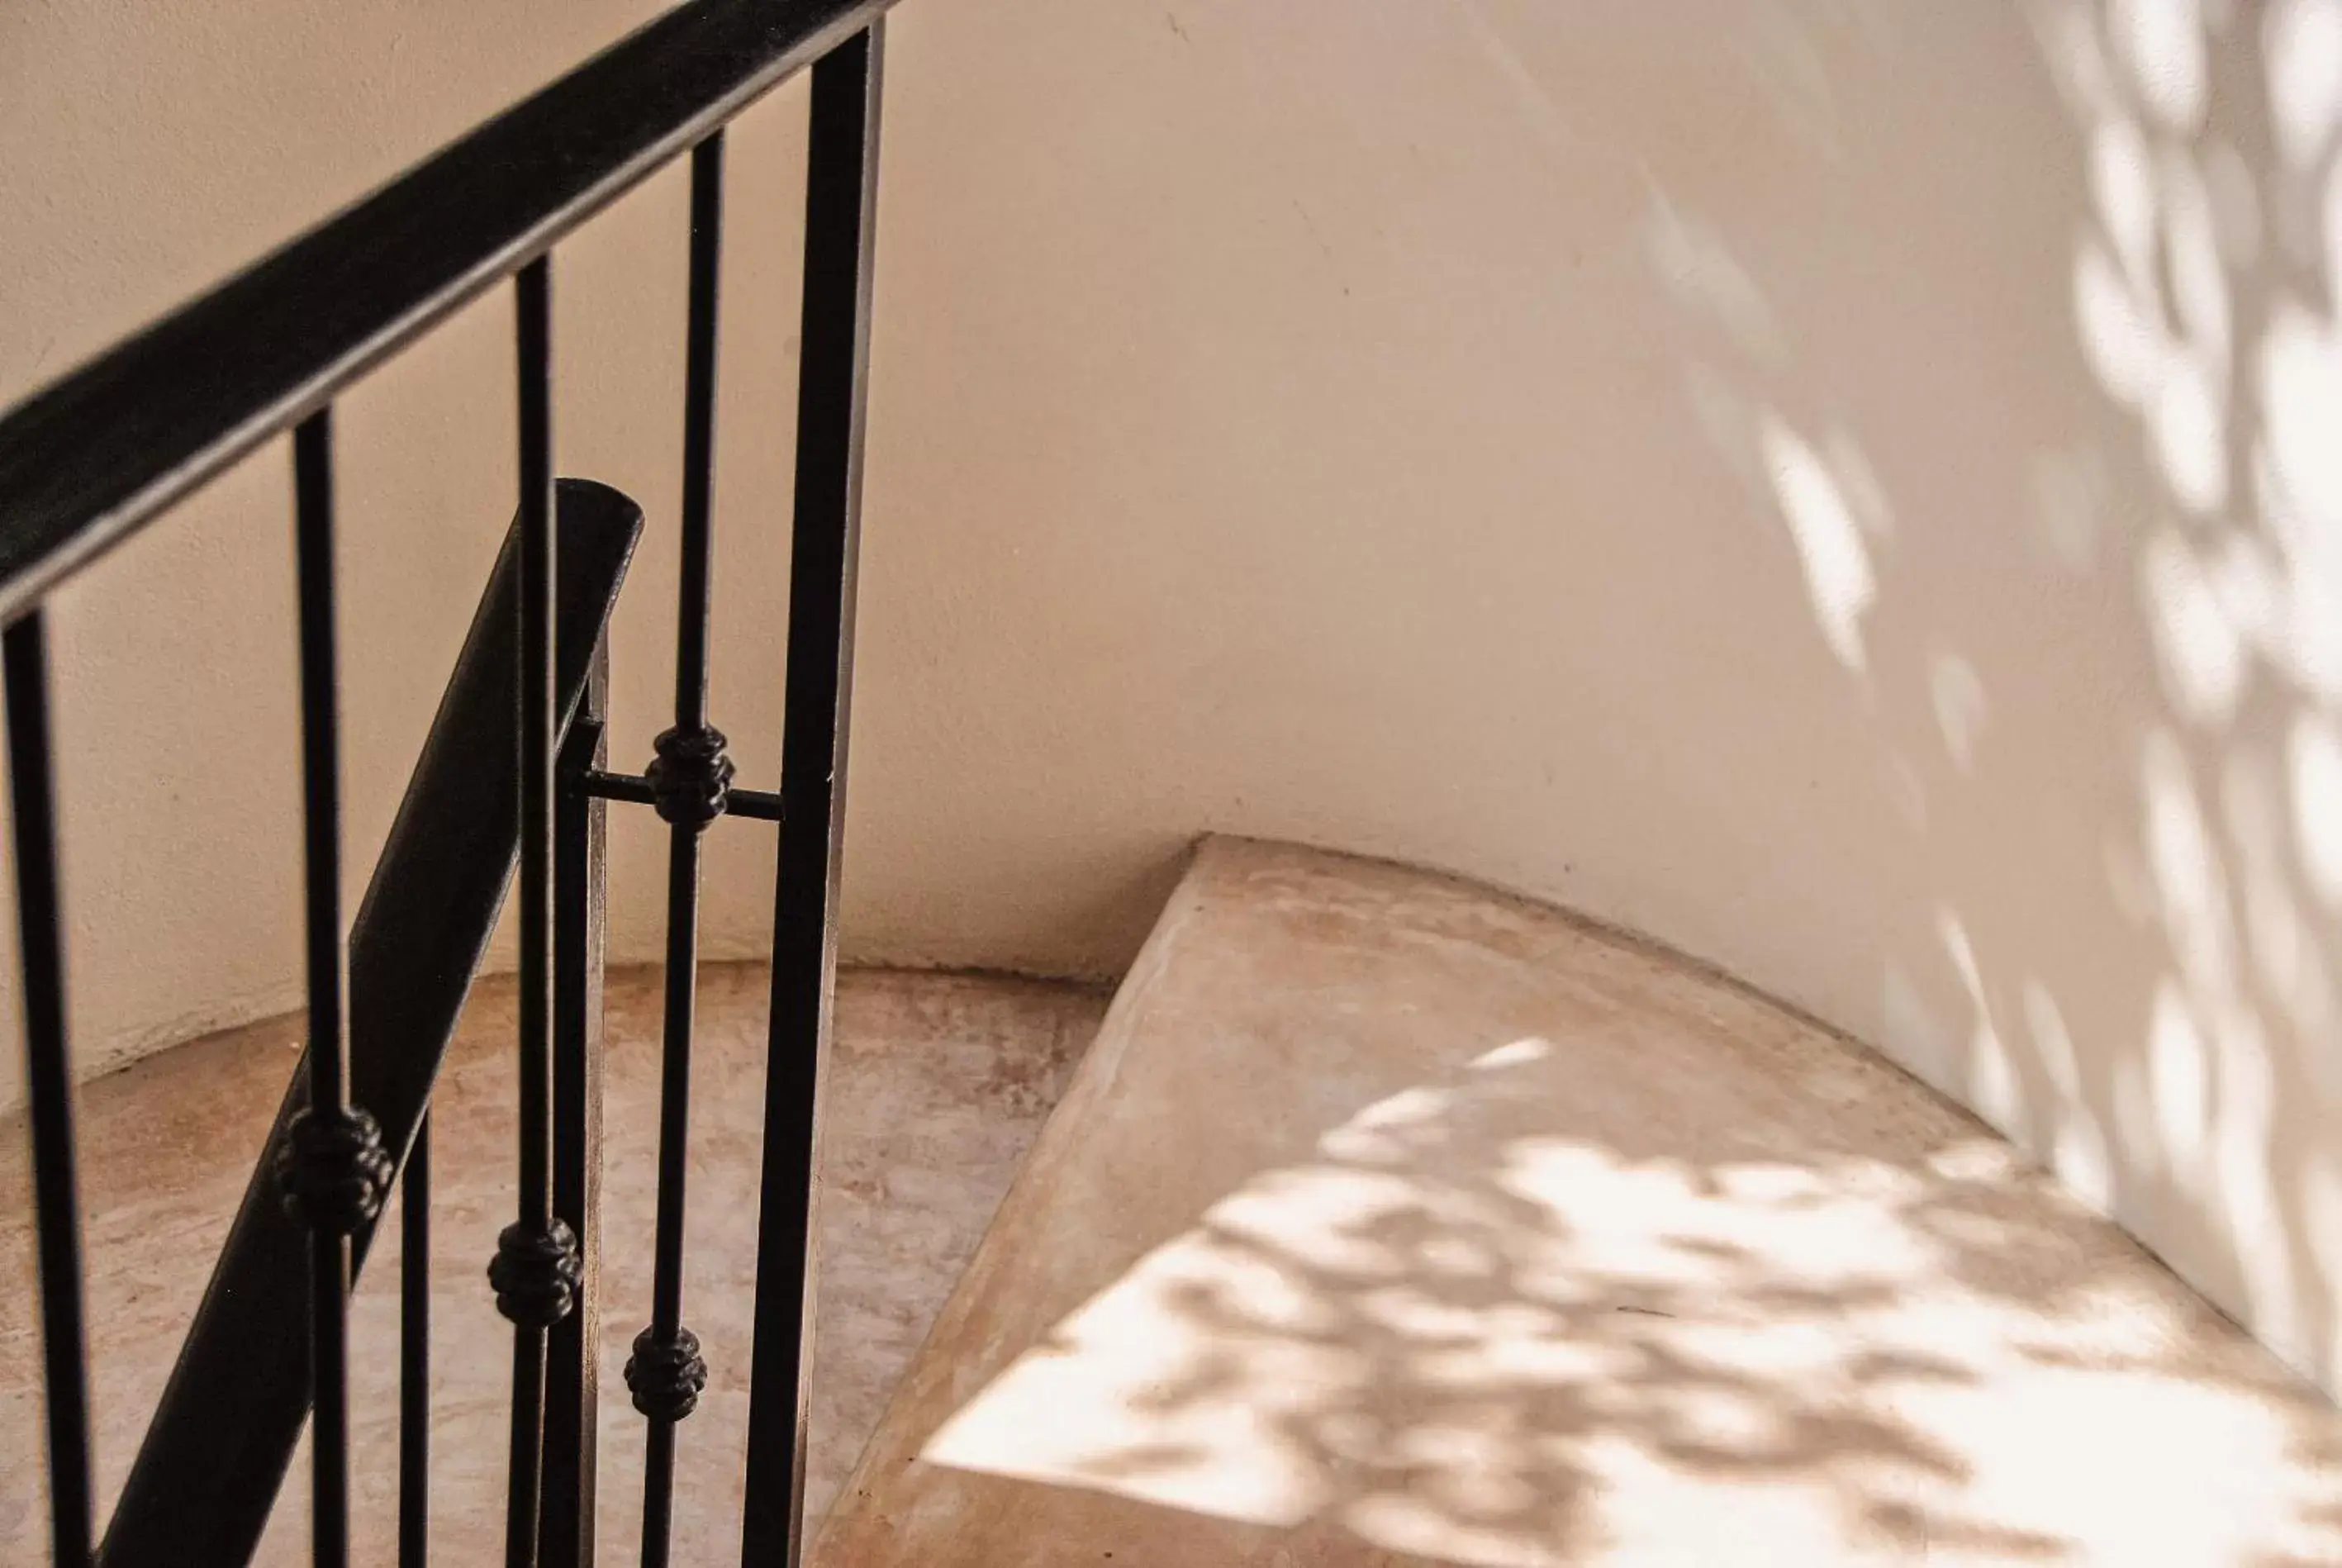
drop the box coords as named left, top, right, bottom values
left=1631, top=0, right=2342, bottom=1554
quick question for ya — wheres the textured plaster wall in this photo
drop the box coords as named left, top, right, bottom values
left=7, top=0, right=2342, bottom=1399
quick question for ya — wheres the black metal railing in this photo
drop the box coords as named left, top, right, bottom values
left=0, top=2, right=893, bottom=1564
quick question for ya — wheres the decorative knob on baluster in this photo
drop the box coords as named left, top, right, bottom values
left=488, top=1219, right=582, bottom=1327
left=276, top=1104, right=394, bottom=1235
left=625, top=1325, right=709, bottom=1422
left=647, top=724, right=734, bottom=829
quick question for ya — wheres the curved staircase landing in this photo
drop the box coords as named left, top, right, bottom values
left=819, top=837, right=2342, bottom=1566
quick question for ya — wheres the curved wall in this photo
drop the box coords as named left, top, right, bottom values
left=7, top=0, right=2342, bottom=1396
left=858, top=0, right=2342, bottom=1399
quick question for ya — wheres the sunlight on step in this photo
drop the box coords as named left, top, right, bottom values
left=923, top=1035, right=2342, bottom=1566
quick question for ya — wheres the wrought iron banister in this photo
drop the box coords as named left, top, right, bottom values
left=1, top=2, right=886, bottom=1565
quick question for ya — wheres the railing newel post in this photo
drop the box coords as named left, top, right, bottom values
left=740, top=23, right=886, bottom=1566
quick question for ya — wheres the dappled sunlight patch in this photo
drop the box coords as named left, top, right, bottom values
left=2023, top=983, right=2118, bottom=1209
left=1470, top=1037, right=1554, bottom=1073
left=2147, top=979, right=2213, bottom=1179
left=2265, top=0, right=2342, bottom=169
left=1936, top=914, right=2030, bottom=1131
left=1645, top=197, right=1788, bottom=366
left=2041, top=6, right=2342, bottom=1367
left=1758, top=416, right=1875, bottom=672
left=1629, top=0, right=2342, bottom=1477
left=2223, top=741, right=2341, bottom=1043
left=2259, top=304, right=2342, bottom=540
left=2141, top=732, right=2239, bottom=995
left=2287, top=710, right=2342, bottom=904
left=2108, top=0, right=2210, bottom=132
left=1614, top=0, right=2342, bottom=1487
left=2075, top=234, right=2164, bottom=406
left=2071, top=102, right=2233, bottom=518
left=2142, top=529, right=2249, bottom=720
left=919, top=1043, right=2342, bottom=1563
left=920, top=1187, right=1352, bottom=1528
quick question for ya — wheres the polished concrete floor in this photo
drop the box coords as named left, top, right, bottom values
left=0, top=963, right=1106, bottom=1566
left=824, top=839, right=2342, bottom=1566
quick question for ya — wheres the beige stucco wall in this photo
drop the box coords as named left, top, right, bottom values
left=7, top=0, right=2342, bottom=1399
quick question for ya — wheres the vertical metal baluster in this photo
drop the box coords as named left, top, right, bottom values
left=739, top=27, right=883, bottom=1567
left=400, top=1112, right=430, bottom=1568
left=542, top=644, right=609, bottom=1568
left=283, top=409, right=392, bottom=1568
left=629, top=129, right=730, bottom=1568
left=493, top=256, right=579, bottom=1568
left=6, top=610, right=94, bottom=1568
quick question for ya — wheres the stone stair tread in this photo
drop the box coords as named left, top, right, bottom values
left=816, top=836, right=2342, bottom=1566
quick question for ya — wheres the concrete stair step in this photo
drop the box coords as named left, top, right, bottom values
left=817, top=836, right=2342, bottom=1566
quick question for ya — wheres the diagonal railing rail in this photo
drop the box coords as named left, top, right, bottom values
left=101, top=481, right=643, bottom=1568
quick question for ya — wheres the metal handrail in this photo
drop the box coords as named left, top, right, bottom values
left=0, top=0, right=892, bottom=624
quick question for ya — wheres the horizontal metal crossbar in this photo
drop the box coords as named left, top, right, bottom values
left=582, top=769, right=785, bottom=822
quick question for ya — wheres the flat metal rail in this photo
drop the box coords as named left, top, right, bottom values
left=0, top=0, right=893, bottom=623
left=97, top=482, right=643, bottom=1568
